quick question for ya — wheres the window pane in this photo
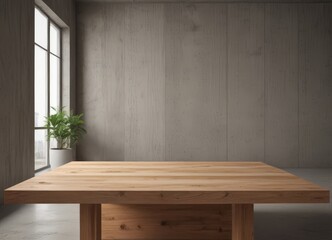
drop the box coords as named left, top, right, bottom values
left=35, top=8, right=48, bottom=48
left=50, top=23, right=60, bottom=56
left=35, top=46, right=48, bottom=127
left=35, top=129, right=48, bottom=170
left=50, top=55, right=60, bottom=114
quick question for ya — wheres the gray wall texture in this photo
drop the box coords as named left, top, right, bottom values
left=77, top=2, right=332, bottom=168
left=0, top=0, right=35, bottom=205
left=0, top=0, right=76, bottom=205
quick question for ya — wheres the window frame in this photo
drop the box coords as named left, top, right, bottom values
left=34, top=6, right=62, bottom=172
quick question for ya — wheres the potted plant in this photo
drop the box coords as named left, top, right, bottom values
left=45, top=107, right=86, bottom=169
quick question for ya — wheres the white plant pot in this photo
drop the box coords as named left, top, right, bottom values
left=50, top=148, right=73, bottom=169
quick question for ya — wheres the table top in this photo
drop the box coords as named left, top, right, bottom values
left=5, top=161, right=329, bottom=204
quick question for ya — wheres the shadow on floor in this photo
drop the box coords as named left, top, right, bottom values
left=255, top=205, right=332, bottom=240
left=0, top=205, right=25, bottom=220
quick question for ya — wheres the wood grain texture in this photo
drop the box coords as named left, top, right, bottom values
left=77, top=3, right=125, bottom=161
left=264, top=4, right=299, bottom=167
left=298, top=4, right=332, bottom=167
left=165, top=4, right=227, bottom=161
left=0, top=0, right=35, bottom=205
left=102, top=204, right=232, bottom=240
left=80, top=204, right=101, bottom=240
left=124, top=4, right=165, bottom=161
left=227, top=4, right=265, bottom=162
left=232, top=204, right=253, bottom=240
left=4, top=162, right=329, bottom=204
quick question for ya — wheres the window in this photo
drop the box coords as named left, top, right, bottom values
left=34, top=7, right=61, bottom=171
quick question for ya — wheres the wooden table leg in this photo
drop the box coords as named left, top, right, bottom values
left=80, top=204, right=101, bottom=240
left=232, top=204, right=253, bottom=240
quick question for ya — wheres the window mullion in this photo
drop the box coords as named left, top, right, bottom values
left=35, top=42, right=48, bottom=52
left=59, top=28, right=62, bottom=110
left=47, top=17, right=51, bottom=166
left=35, top=127, right=47, bottom=130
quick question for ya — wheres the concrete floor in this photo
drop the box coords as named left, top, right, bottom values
left=0, top=169, right=331, bottom=240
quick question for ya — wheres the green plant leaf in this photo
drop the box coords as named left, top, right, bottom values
left=44, top=107, right=86, bottom=149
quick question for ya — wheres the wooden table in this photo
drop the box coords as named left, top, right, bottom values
left=4, top=162, right=329, bottom=240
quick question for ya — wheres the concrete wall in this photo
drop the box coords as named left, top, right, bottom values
left=0, top=0, right=35, bottom=205
left=0, top=0, right=76, bottom=205
left=77, top=2, right=332, bottom=168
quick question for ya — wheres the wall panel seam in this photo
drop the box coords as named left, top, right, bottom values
left=297, top=4, right=300, bottom=168
left=263, top=2, right=266, bottom=164
left=226, top=3, right=229, bottom=162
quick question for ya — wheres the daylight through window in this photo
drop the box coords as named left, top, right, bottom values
left=34, top=7, right=61, bottom=171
